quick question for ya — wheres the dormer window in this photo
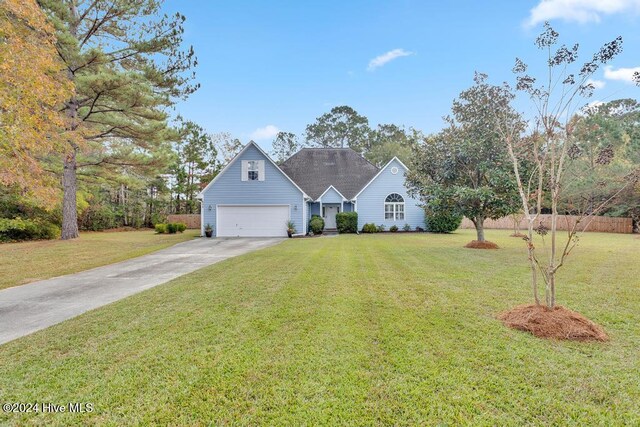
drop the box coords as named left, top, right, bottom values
left=248, top=160, right=259, bottom=180
left=241, top=160, right=265, bottom=181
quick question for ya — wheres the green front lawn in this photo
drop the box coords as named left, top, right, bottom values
left=0, top=229, right=198, bottom=290
left=1, top=230, right=638, bottom=425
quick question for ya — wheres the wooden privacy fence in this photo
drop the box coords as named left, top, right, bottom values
left=460, top=214, right=633, bottom=234
left=167, top=214, right=201, bottom=229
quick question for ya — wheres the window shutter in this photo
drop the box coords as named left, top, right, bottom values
left=258, top=160, right=265, bottom=181
left=241, top=161, right=248, bottom=181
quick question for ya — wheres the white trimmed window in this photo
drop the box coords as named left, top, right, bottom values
left=384, top=193, right=405, bottom=221
left=241, top=160, right=264, bottom=181
left=247, top=160, right=259, bottom=180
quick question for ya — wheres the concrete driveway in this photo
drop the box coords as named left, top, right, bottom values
left=0, top=237, right=282, bottom=345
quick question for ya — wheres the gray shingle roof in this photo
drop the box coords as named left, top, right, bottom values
left=279, top=148, right=379, bottom=200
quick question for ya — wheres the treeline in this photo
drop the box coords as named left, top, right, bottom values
left=0, top=2, right=638, bottom=242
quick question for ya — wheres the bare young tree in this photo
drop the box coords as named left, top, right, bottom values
left=271, top=132, right=300, bottom=164
left=495, top=23, right=638, bottom=309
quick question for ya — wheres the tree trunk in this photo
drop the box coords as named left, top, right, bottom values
left=61, top=150, right=79, bottom=240
left=475, top=217, right=486, bottom=242
left=120, top=184, right=128, bottom=226
left=147, top=189, right=154, bottom=228
left=527, top=221, right=541, bottom=306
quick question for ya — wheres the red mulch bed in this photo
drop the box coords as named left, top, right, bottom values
left=464, top=240, right=499, bottom=249
left=498, top=304, right=608, bottom=342
left=510, top=233, right=527, bottom=238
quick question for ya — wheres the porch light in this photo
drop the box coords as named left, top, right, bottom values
left=208, top=205, right=212, bottom=211
left=294, top=205, right=298, bottom=211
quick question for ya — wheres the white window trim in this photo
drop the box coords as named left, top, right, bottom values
left=384, top=193, right=405, bottom=221
left=247, top=160, right=259, bottom=181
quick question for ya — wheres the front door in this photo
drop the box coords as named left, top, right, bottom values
left=323, top=205, right=339, bottom=229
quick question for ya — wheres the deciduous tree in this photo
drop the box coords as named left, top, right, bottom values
left=271, top=131, right=300, bottom=163
left=407, top=74, right=522, bottom=245
left=214, top=133, right=243, bottom=164
left=0, top=0, right=73, bottom=203
left=498, top=23, right=636, bottom=309
left=365, top=124, right=416, bottom=167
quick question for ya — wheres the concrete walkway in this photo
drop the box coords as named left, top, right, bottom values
left=0, top=237, right=282, bottom=345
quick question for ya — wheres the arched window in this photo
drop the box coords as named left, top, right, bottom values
left=384, top=193, right=405, bottom=221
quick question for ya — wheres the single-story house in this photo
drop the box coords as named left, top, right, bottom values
left=197, top=141, right=424, bottom=237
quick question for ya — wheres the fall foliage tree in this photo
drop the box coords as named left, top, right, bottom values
left=0, top=0, right=73, bottom=203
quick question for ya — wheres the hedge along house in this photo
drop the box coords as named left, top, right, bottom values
left=198, top=142, right=425, bottom=237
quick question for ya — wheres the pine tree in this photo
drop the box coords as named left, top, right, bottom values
left=38, top=0, right=198, bottom=239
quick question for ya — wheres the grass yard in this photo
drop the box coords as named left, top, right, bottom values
left=0, top=230, right=639, bottom=425
left=0, top=229, right=198, bottom=290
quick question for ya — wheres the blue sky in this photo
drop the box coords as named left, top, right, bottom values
left=164, top=0, right=640, bottom=148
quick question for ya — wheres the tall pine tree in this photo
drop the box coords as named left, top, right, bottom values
left=38, top=0, right=198, bottom=239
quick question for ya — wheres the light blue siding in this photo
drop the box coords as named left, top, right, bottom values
left=355, top=159, right=424, bottom=230
left=310, top=200, right=351, bottom=218
left=319, top=186, right=344, bottom=204
left=201, top=144, right=305, bottom=237
left=308, top=202, right=320, bottom=219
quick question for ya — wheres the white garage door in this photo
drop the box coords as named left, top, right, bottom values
left=217, top=205, right=289, bottom=237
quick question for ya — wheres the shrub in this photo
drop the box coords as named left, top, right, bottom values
left=309, top=215, right=324, bottom=234
left=390, top=225, right=398, bottom=232
left=424, top=209, right=462, bottom=233
left=151, top=213, right=167, bottom=227
left=165, top=223, right=177, bottom=234
left=377, top=224, right=386, bottom=232
left=403, top=223, right=411, bottom=232
left=336, top=212, right=358, bottom=233
left=175, top=223, right=187, bottom=233
left=78, top=204, right=117, bottom=231
left=155, top=223, right=167, bottom=234
left=0, top=217, right=60, bottom=242
left=40, top=222, right=61, bottom=240
left=362, top=223, right=377, bottom=233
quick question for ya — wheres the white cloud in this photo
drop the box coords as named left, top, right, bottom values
left=250, top=125, right=280, bottom=141
left=367, top=48, right=414, bottom=71
left=587, top=100, right=604, bottom=108
left=525, top=0, right=640, bottom=27
left=603, top=65, right=640, bottom=83
left=586, top=78, right=606, bottom=89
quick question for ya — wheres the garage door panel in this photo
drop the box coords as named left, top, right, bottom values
left=218, top=205, right=289, bottom=237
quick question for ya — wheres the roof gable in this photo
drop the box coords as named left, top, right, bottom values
left=279, top=148, right=379, bottom=200
left=353, top=157, right=409, bottom=199
left=198, top=141, right=308, bottom=199
left=318, top=185, right=346, bottom=202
